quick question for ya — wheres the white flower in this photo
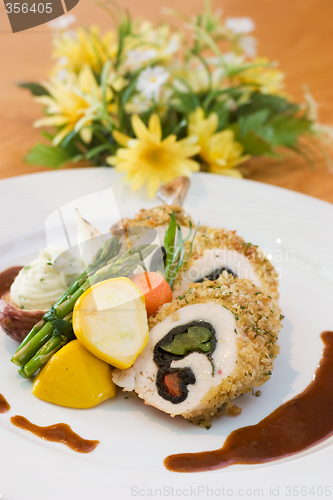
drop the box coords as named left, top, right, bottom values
left=136, top=66, right=169, bottom=101
left=57, top=56, right=69, bottom=66
left=238, top=35, right=257, bottom=58
left=225, top=17, right=255, bottom=34
left=163, top=38, right=180, bottom=56
left=174, top=64, right=225, bottom=94
left=48, top=14, right=76, bottom=30
left=56, top=69, right=69, bottom=81
left=224, top=98, right=238, bottom=111
left=222, top=52, right=245, bottom=67
left=125, top=94, right=152, bottom=114
left=303, top=87, right=318, bottom=121
left=124, top=49, right=157, bottom=71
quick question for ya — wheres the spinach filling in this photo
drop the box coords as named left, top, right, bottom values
left=153, top=320, right=216, bottom=404
left=160, top=326, right=212, bottom=355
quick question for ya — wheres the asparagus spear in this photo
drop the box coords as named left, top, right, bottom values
left=12, top=237, right=121, bottom=354
left=14, top=243, right=156, bottom=376
left=20, top=313, right=75, bottom=378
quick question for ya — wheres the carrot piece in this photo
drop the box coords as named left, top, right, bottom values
left=130, top=272, right=173, bottom=316
left=164, top=371, right=182, bottom=398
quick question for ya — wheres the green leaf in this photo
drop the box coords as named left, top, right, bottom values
left=242, top=132, right=274, bottom=155
left=43, top=306, right=73, bottom=337
left=60, top=130, right=78, bottom=148
left=163, top=211, right=199, bottom=288
left=235, top=92, right=300, bottom=119
left=164, top=211, right=177, bottom=277
left=267, top=115, right=312, bottom=147
left=238, top=109, right=270, bottom=138
left=167, top=220, right=199, bottom=287
left=232, top=102, right=312, bottom=154
left=231, top=123, right=273, bottom=156
left=18, top=82, right=50, bottom=97
left=121, top=73, right=139, bottom=107
left=172, top=88, right=200, bottom=115
left=289, top=143, right=316, bottom=169
left=211, top=103, right=229, bottom=130
left=41, top=131, right=55, bottom=141
left=24, top=143, right=76, bottom=169
left=100, top=61, right=112, bottom=104
left=85, top=143, right=114, bottom=159
left=227, top=60, right=272, bottom=78
left=175, top=78, right=200, bottom=104
left=160, top=326, right=212, bottom=355
left=71, top=154, right=85, bottom=163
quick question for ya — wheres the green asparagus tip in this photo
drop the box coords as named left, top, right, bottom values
left=17, top=365, right=30, bottom=379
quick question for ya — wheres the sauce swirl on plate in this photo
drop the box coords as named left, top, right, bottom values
left=10, top=415, right=99, bottom=453
left=165, top=331, right=333, bottom=473
left=0, top=394, right=10, bottom=413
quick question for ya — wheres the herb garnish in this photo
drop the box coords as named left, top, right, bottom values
left=163, top=210, right=199, bottom=289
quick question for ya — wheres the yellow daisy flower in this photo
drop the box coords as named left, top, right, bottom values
left=34, top=65, right=113, bottom=146
left=107, top=114, right=200, bottom=197
left=52, top=26, right=117, bottom=75
left=188, top=108, right=249, bottom=177
left=237, top=58, right=285, bottom=95
left=201, top=130, right=249, bottom=177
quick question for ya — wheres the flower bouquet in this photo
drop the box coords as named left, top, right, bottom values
left=21, top=1, right=329, bottom=196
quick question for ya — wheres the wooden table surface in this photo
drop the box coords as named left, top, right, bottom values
left=1, top=0, right=333, bottom=203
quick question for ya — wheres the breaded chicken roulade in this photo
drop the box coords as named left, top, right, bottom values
left=173, top=226, right=279, bottom=302
left=110, top=204, right=194, bottom=273
left=111, top=205, right=279, bottom=302
left=112, top=273, right=282, bottom=427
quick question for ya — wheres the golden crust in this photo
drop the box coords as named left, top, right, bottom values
left=149, top=273, right=282, bottom=427
left=111, top=204, right=192, bottom=232
left=173, top=226, right=279, bottom=302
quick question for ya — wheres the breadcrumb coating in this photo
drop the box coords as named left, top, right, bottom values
left=111, top=204, right=191, bottom=232
left=173, top=226, right=279, bottom=302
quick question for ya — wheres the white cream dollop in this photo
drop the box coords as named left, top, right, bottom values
left=10, top=246, right=82, bottom=310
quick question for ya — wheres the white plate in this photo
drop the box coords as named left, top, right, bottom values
left=1, top=169, right=333, bottom=500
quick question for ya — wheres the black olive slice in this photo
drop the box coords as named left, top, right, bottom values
left=195, top=266, right=237, bottom=283
left=149, top=246, right=166, bottom=273
left=156, top=367, right=196, bottom=404
left=154, top=320, right=217, bottom=404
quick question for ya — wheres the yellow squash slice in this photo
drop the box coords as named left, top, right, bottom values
left=32, top=340, right=116, bottom=408
left=73, top=277, right=149, bottom=369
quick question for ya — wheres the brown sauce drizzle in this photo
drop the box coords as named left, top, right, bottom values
left=0, top=394, right=10, bottom=413
left=0, top=266, right=23, bottom=298
left=10, top=415, right=99, bottom=453
left=165, top=331, right=333, bottom=473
